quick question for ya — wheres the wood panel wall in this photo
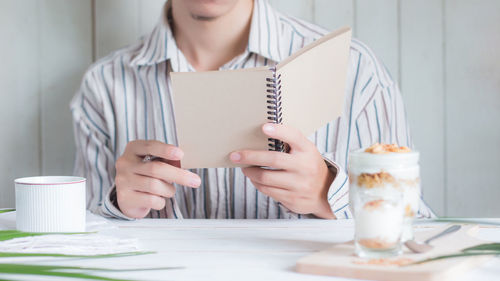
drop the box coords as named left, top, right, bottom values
left=1, top=0, right=499, bottom=217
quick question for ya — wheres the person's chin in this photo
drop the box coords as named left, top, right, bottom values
left=184, top=0, right=238, bottom=20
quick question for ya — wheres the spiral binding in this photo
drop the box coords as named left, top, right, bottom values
left=266, top=67, right=286, bottom=152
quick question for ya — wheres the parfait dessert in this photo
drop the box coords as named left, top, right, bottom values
left=349, top=143, right=421, bottom=257
left=353, top=197, right=404, bottom=257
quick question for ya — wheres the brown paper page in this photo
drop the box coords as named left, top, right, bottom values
left=277, top=27, right=351, bottom=137
left=171, top=67, right=271, bottom=169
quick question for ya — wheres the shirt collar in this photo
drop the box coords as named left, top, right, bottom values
left=130, top=0, right=283, bottom=67
left=246, top=0, right=283, bottom=62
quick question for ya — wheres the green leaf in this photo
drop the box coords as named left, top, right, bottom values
left=0, top=209, right=15, bottom=214
left=408, top=252, right=500, bottom=266
left=462, top=243, right=500, bottom=253
left=0, top=263, right=183, bottom=272
left=0, top=251, right=155, bottom=258
left=0, top=230, right=179, bottom=280
left=0, top=263, right=183, bottom=280
left=406, top=243, right=500, bottom=266
left=431, top=218, right=500, bottom=226
left=0, top=264, right=127, bottom=281
left=0, top=230, right=48, bottom=241
left=0, top=230, right=92, bottom=242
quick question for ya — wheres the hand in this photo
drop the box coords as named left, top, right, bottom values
left=115, top=140, right=201, bottom=218
left=230, top=124, right=336, bottom=219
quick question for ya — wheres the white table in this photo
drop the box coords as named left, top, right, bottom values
left=1, top=218, right=500, bottom=281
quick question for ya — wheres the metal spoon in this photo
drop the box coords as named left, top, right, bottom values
left=405, top=225, right=461, bottom=253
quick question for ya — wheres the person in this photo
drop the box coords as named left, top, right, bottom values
left=71, top=0, right=434, bottom=220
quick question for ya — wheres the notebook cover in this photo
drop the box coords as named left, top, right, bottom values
left=171, top=67, right=271, bottom=168
left=277, top=27, right=351, bottom=137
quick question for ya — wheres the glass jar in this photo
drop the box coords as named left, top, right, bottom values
left=352, top=193, right=404, bottom=258
left=349, top=144, right=421, bottom=257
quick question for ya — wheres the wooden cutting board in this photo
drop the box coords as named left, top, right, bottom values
left=296, top=225, right=494, bottom=281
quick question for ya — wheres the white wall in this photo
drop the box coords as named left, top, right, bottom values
left=1, top=0, right=499, bottom=217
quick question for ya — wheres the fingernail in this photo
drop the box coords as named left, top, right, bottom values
left=263, top=124, right=275, bottom=133
left=190, top=177, right=201, bottom=187
left=230, top=152, right=241, bottom=162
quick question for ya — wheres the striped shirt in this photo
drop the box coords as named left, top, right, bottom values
left=70, top=0, right=434, bottom=220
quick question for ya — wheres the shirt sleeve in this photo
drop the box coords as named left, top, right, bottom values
left=322, top=153, right=351, bottom=219
left=70, top=68, right=134, bottom=220
left=103, top=186, right=136, bottom=220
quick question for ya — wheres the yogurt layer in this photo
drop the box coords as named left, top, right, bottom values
left=355, top=199, right=404, bottom=246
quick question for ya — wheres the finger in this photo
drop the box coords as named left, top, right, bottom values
left=242, top=167, right=297, bottom=190
left=117, top=190, right=165, bottom=218
left=126, top=140, right=184, bottom=161
left=253, top=182, right=292, bottom=204
left=262, top=123, right=313, bottom=152
left=130, top=175, right=176, bottom=198
left=230, top=150, right=294, bottom=170
left=135, top=161, right=201, bottom=188
left=132, top=191, right=166, bottom=210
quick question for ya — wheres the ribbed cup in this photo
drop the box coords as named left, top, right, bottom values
left=15, top=176, right=86, bottom=233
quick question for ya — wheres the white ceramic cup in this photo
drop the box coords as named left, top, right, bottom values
left=15, top=176, right=86, bottom=233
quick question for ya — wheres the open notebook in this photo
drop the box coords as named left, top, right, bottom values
left=171, top=27, right=352, bottom=168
